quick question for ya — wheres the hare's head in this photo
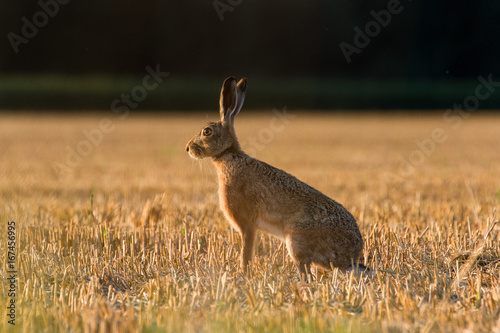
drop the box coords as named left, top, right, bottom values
left=186, top=77, right=247, bottom=159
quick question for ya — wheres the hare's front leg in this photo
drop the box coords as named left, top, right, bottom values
left=240, top=228, right=256, bottom=273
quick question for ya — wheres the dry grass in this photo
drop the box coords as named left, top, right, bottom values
left=1, top=112, right=499, bottom=333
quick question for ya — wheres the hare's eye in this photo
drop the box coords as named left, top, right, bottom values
left=203, top=128, right=212, bottom=136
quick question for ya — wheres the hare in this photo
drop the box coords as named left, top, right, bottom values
left=186, top=77, right=367, bottom=278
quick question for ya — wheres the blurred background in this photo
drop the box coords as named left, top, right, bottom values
left=1, top=0, right=500, bottom=111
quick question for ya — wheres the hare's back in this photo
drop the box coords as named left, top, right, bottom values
left=248, top=158, right=355, bottom=222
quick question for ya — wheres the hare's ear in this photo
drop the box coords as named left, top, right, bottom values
left=233, top=78, right=247, bottom=119
left=219, top=77, right=237, bottom=124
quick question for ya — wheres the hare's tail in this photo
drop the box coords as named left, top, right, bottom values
left=347, top=263, right=376, bottom=275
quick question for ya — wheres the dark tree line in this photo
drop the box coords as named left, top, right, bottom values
left=1, top=0, right=499, bottom=80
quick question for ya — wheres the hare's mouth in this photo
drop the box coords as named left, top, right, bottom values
left=187, top=144, right=203, bottom=159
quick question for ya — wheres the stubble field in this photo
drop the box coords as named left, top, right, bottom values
left=1, top=112, right=499, bottom=332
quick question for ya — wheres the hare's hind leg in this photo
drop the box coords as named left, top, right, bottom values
left=296, top=262, right=312, bottom=281
left=285, top=236, right=312, bottom=280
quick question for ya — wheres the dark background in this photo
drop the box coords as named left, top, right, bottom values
left=1, top=0, right=500, bottom=111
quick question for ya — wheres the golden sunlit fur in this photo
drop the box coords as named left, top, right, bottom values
left=186, top=77, right=365, bottom=278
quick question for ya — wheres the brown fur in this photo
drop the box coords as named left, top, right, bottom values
left=186, top=77, right=364, bottom=278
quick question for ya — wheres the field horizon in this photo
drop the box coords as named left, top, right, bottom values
left=1, top=112, right=499, bottom=332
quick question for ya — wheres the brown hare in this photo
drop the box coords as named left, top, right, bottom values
left=186, top=77, right=367, bottom=279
